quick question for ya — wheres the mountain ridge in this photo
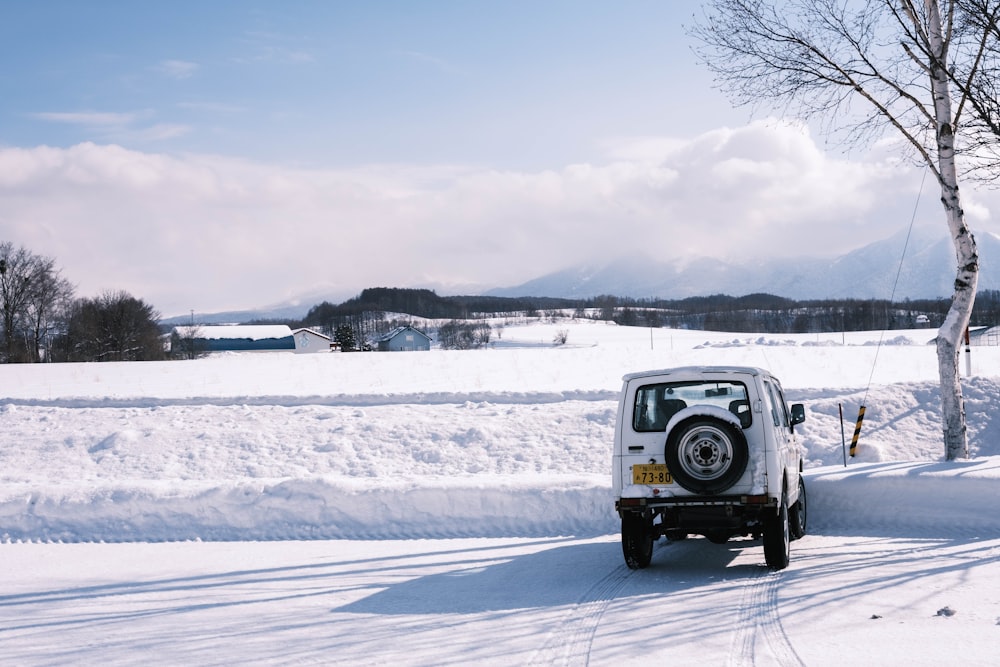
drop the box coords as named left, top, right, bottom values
left=486, top=226, right=1000, bottom=301
left=165, top=227, right=1000, bottom=323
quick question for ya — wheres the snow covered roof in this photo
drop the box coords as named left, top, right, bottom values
left=292, top=328, right=331, bottom=341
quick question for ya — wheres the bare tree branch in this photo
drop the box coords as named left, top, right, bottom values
left=690, top=0, right=1000, bottom=458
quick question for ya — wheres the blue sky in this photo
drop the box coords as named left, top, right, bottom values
left=0, top=2, right=992, bottom=316
left=1, top=1, right=733, bottom=168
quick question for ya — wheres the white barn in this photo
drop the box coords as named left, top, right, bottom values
left=292, top=328, right=334, bottom=354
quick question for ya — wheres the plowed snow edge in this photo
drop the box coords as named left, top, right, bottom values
left=2, top=459, right=998, bottom=542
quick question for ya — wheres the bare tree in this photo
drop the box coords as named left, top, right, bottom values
left=691, top=0, right=1000, bottom=459
left=0, top=243, right=72, bottom=362
left=23, top=258, right=74, bottom=362
left=0, top=243, right=33, bottom=361
left=58, top=290, right=164, bottom=362
left=170, top=325, right=208, bottom=360
left=437, top=320, right=491, bottom=349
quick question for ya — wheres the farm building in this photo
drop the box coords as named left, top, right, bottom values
left=172, top=325, right=295, bottom=353
left=376, top=325, right=431, bottom=352
left=292, top=328, right=335, bottom=354
left=969, top=325, right=1000, bottom=346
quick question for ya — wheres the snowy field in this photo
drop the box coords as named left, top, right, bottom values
left=2, top=319, right=1000, bottom=665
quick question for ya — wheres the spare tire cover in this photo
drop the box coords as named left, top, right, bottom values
left=665, top=417, right=749, bottom=494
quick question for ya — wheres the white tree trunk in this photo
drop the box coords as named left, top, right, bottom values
left=936, top=187, right=977, bottom=461
left=927, top=0, right=979, bottom=460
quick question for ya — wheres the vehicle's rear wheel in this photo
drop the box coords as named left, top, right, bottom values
left=665, top=417, right=749, bottom=495
left=789, top=477, right=807, bottom=540
left=763, top=491, right=790, bottom=570
left=621, top=512, right=654, bottom=569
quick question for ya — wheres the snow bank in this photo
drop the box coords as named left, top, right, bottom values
left=0, top=476, right=614, bottom=542
left=6, top=460, right=999, bottom=543
left=3, top=320, right=999, bottom=542
left=807, top=458, right=1000, bottom=536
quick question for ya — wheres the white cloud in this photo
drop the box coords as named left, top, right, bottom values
left=134, top=124, right=192, bottom=141
left=1, top=124, right=995, bottom=316
left=391, top=50, right=464, bottom=75
left=155, top=59, right=200, bottom=79
left=177, top=102, right=246, bottom=114
left=230, top=47, right=314, bottom=64
left=30, top=110, right=190, bottom=144
left=31, top=111, right=137, bottom=127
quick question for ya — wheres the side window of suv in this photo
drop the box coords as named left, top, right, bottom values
left=775, top=384, right=792, bottom=428
left=762, top=380, right=783, bottom=427
left=763, top=380, right=790, bottom=429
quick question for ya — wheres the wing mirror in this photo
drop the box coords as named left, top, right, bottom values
left=790, top=403, right=805, bottom=427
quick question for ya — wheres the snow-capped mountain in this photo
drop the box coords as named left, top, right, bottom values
left=173, top=227, right=1000, bottom=324
left=488, top=226, right=1000, bottom=300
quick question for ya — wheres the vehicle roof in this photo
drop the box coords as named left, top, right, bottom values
left=621, top=365, right=771, bottom=382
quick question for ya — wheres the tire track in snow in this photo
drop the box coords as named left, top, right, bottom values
left=526, top=563, right=632, bottom=666
left=727, top=568, right=804, bottom=667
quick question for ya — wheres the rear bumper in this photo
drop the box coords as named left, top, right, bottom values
left=616, top=494, right=778, bottom=533
left=616, top=493, right=776, bottom=511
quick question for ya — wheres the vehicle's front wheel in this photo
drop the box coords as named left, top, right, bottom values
left=789, top=477, right=807, bottom=540
left=621, top=512, right=654, bottom=569
left=763, top=491, right=790, bottom=570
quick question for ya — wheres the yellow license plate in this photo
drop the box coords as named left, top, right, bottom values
left=632, top=464, right=672, bottom=485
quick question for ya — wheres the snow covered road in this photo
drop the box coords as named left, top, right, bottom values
left=3, top=530, right=998, bottom=666
left=4, top=322, right=1000, bottom=664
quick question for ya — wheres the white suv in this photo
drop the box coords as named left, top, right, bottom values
left=612, top=366, right=806, bottom=570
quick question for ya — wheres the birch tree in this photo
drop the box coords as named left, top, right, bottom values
left=692, top=0, right=1000, bottom=459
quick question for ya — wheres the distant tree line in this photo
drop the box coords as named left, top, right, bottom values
left=0, top=242, right=164, bottom=363
left=11, top=239, right=1000, bottom=364
left=301, top=288, right=575, bottom=326
left=596, top=293, right=1000, bottom=333
left=297, top=287, right=575, bottom=349
left=295, top=287, right=1000, bottom=343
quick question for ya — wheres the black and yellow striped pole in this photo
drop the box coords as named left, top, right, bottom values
left=849, top=405, right=866, bottom=457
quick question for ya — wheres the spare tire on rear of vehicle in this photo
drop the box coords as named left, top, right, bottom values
left=665, top=417, right=749, bottom=494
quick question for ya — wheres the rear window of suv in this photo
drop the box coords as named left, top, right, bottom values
left=632, top=380, right=750, bottom=432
